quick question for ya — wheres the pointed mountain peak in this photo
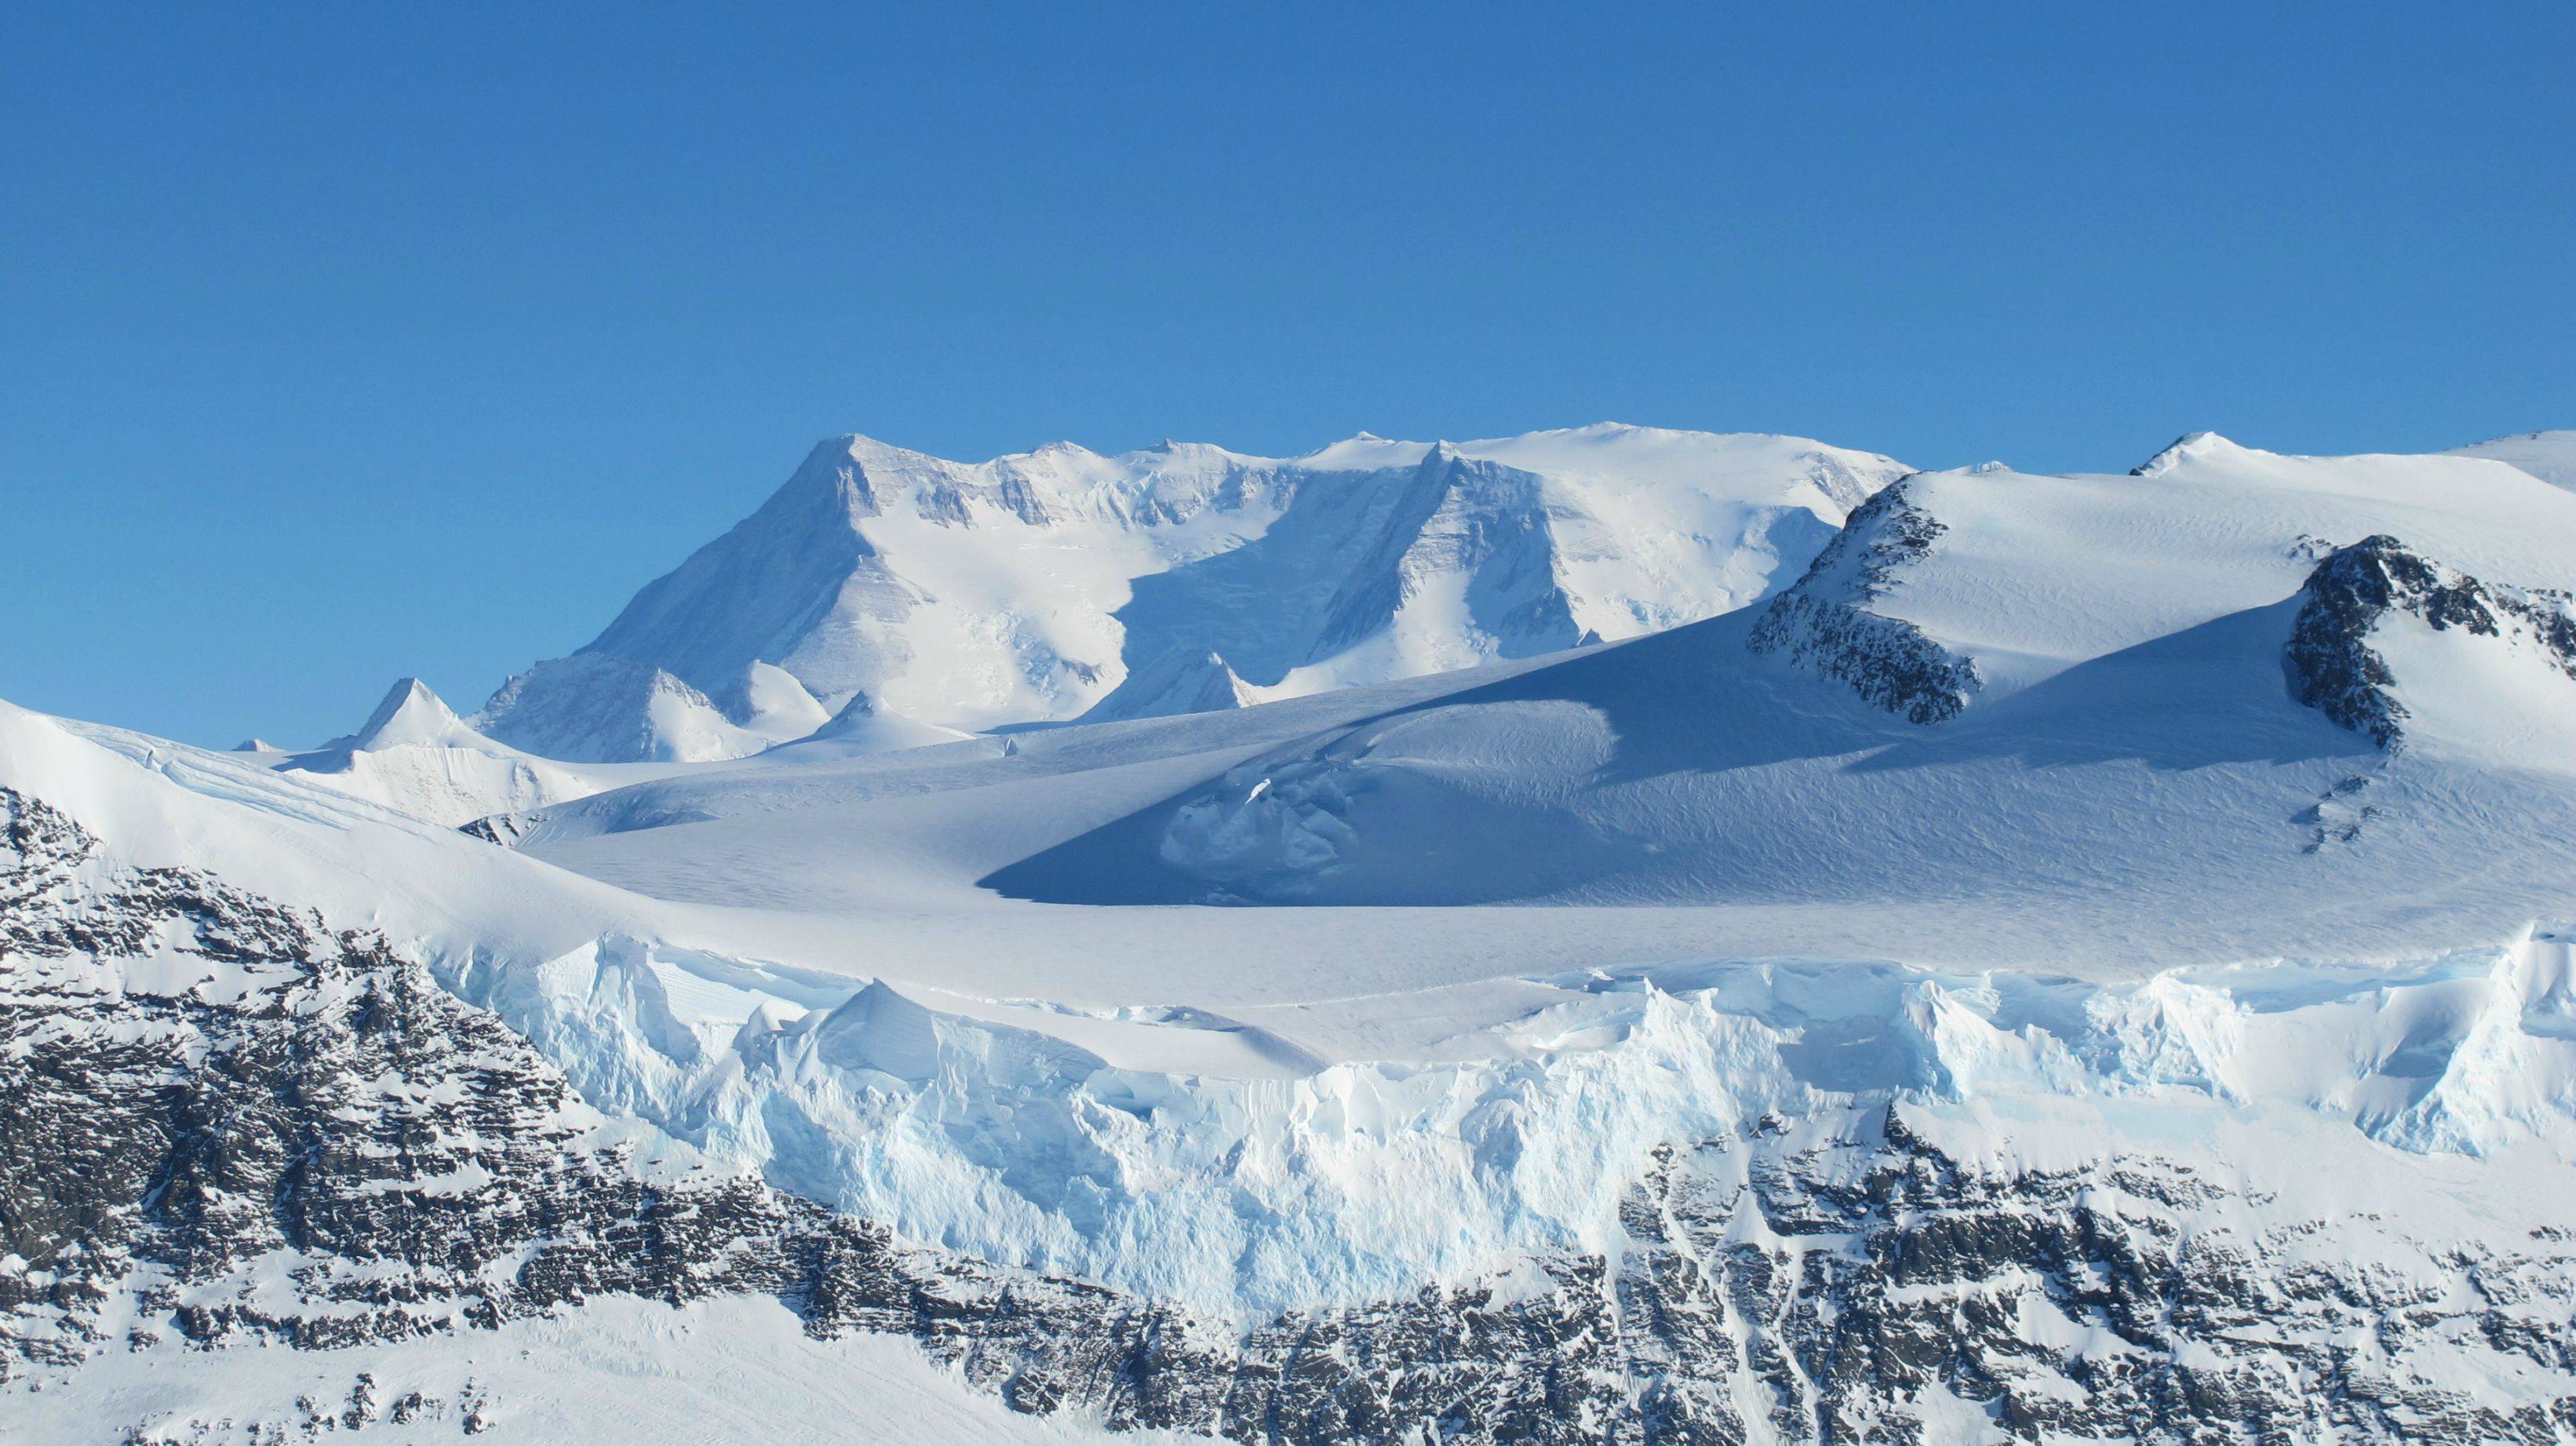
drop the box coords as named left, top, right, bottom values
left=350, top=677, right=462, bottom=750
left=814, top=978, right=943, bottom=1084
left=1077, top=646, right=1257, bottom=724
left=231, top=738, right=280, bottom=753
left=829, top=431, right=938, bottom=464
left=2131, top=431, right=2250, bottom=476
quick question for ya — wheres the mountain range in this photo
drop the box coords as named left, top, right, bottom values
left=7, top=423, right=2576, bottom=1444
left=462, top=424, right=1911, bottom=760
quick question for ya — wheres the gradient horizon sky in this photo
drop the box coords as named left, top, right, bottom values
left=6, top=2, right=2571, bottom=747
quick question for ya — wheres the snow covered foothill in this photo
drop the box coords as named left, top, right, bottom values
left=0, top=698, right=734, bottom=990
left=980, top=435, right=2576, bottom=957
left=467, top=424, right=1911, bottom=759
left=474, top=654, right=838, bottom=763
left=265, top=677, right=690, bottom=827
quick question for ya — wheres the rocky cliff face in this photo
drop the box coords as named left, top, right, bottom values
left=9, top=782, right=2574, bottom=1444
left=1747, top=480, right=1984, bottom=723
left=2288, top=534, right=2576, bottom=747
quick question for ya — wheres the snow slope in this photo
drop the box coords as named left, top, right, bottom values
left=15, top=1296, right=1201, bottom=1446
left=471, top=425, right=1911, bottom=759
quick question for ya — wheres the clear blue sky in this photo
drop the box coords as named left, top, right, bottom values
left=6, top=2, right=2571, bottom=748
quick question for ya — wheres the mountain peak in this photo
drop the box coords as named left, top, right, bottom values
left=2130, top=431, right=2250, bottom=476
left=349, top=677, right=463, bottom=751
left=1078, top=646, right=1258, bottom=724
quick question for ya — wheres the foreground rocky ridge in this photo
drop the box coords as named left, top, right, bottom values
left=1746, top=479, right=1983, bottom=724
left=7, top=784, right=2575, bottom=1444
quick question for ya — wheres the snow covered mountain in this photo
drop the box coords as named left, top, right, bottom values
left=9, top=424, right=2576, bottom=1444
left=470, top=425, right=1911, bottom=760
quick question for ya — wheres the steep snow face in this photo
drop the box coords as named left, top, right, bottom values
left=1081, top=647, right=1259, bottom=724
left=326, top=676, right=475, bottom=750
left=482, top=425, right=1909, bottom=757
left=271, top=679, right=643, bottom=827
left=475, top=654, right=831, bottom=763
left=434, top=927, right=2576, bottom=1317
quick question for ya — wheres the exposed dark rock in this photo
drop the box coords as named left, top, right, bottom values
left=2287, top=534, right=2576, bottom=746
left=1747, top=480, right=1983, bottom=723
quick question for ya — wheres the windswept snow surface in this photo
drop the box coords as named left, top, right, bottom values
left=468, top=424, right=1910, bottom=759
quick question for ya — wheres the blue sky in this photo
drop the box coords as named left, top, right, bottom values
left=6, top=2, right=2571, bottom=747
